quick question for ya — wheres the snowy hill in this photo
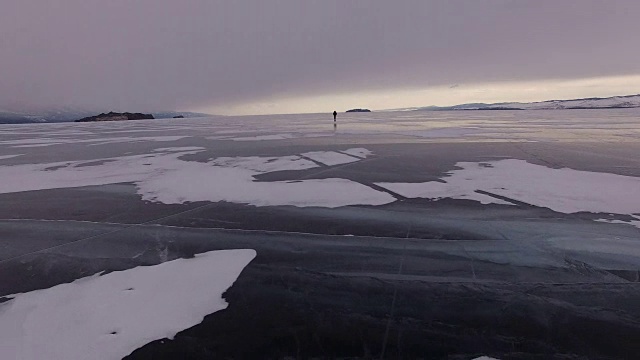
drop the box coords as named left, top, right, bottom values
left=415, top=94, right=640, bottom=111
left=0, top=110, right=44, bottom=124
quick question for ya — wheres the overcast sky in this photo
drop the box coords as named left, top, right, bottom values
left=2, top=0, right=640, bottom=115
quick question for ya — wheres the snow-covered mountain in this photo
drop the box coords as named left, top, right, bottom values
left=414, top=94, right=640, bottom=111
left=0, top=110, right=44, bottom=124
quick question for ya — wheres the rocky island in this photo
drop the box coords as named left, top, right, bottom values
left=75, top=112, right=155, bottom=122
left=345, top=108, right=371, bottom=113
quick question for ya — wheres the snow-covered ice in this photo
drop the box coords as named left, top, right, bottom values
left=230, top=134, right=295, bottom=141
left=87, top=136, right=188, bottom=146
left=405, top=127, right=492, bottom=138
left=1, top=136, right=189, bottom=148
left=595, top=217, right=640, bottom=230
left=227, top=133, right=334, bottom=141
left=0, top=154, right=22, bottom=160
left=152, top=146, right=206, bottom=152
left=0, top=110, right=639, bottom=358
left=301, top=151, right=361, bottom=166
left=377, top=159, right=640, bottom=216
left=0, top=249, right=256, bottom=360
left=341, top=148, right=373, bottom=158
left=210, top=155, right=318, bottom=173
left=1, top=138, right=71, bottom=147
left=0, top=148, right=395, bottom=208
left=142, top=169, right=393, bottom=207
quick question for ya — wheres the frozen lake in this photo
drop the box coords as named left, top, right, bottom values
left=1, top=109, right=639, bottom=359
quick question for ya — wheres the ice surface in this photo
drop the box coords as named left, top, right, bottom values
left=2, top=108, right=639, bottom=145
left=406, top=127, right=492, bottom=138
left=548, top=236, right=640, bottom=258
left=1, top=138, right=70, bottom=147
left=1, top=136, right=189, bottom=148
left=0, top=154, right=22, bottom=160
left=227, top=133, right=334, bottom=141
left=341, top=148, right=373, bottom=158
left=0, top=138, right=69, bottom=146
left=0, top=148, right=395, bottom=208
left=210, top=155, right=318, bottom=173
left=378, top=180, right=515, bottom=206
left=152, top=146, right=206, bottom=152
left=230, top=134, right=295, bottom=141
left=0, top=249, right=256, bottom=360
left=301, top=151, right=361, bottom=166
left=378, top=159, right=640, bottom=215
left=87, top=136, right=187, bottom=146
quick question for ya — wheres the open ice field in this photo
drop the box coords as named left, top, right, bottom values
left=0, top=109, right=639, bottom=359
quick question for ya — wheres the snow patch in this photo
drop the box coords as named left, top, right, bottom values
left=0, top=148, right=394, bottom=208
left=595, top=217, right=640, bottom=230
left=141, top=169, right=392, bottom=207
left=377, top=180, right=514, bottom=206
left=210, top=155, right=317, bottom=173
left=301, top=151, right=361, bottom=166
left=377, top=159, right=640, bottom=215
left=0, top=249, right=256, bottom=360
left=341, top=148, right=373, bottom=158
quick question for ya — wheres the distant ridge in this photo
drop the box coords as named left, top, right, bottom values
left=404, top=94, right=640, bottom=112
left=0, top=108, right=213, bottom=124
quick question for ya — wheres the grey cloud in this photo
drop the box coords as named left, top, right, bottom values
left=1, top=0, right=639, bottom=112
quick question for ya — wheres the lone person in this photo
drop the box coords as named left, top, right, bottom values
left=333, top=110, right=337, bottom=122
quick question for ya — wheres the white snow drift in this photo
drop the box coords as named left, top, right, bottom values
left=377, top=159, right=640, bottom=216
left=0, top=249, right=256, bottom=360
left=0, top=148, right=394, bottom=208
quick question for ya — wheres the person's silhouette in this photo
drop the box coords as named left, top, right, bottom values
left=333, top=111, right=337, bottom=121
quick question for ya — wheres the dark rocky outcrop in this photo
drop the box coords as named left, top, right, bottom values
left=172, top=115, right=185, bottom=118
left=345, top=108, right=371, bottom=113
left=75, top=112, right=155, bottom=123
